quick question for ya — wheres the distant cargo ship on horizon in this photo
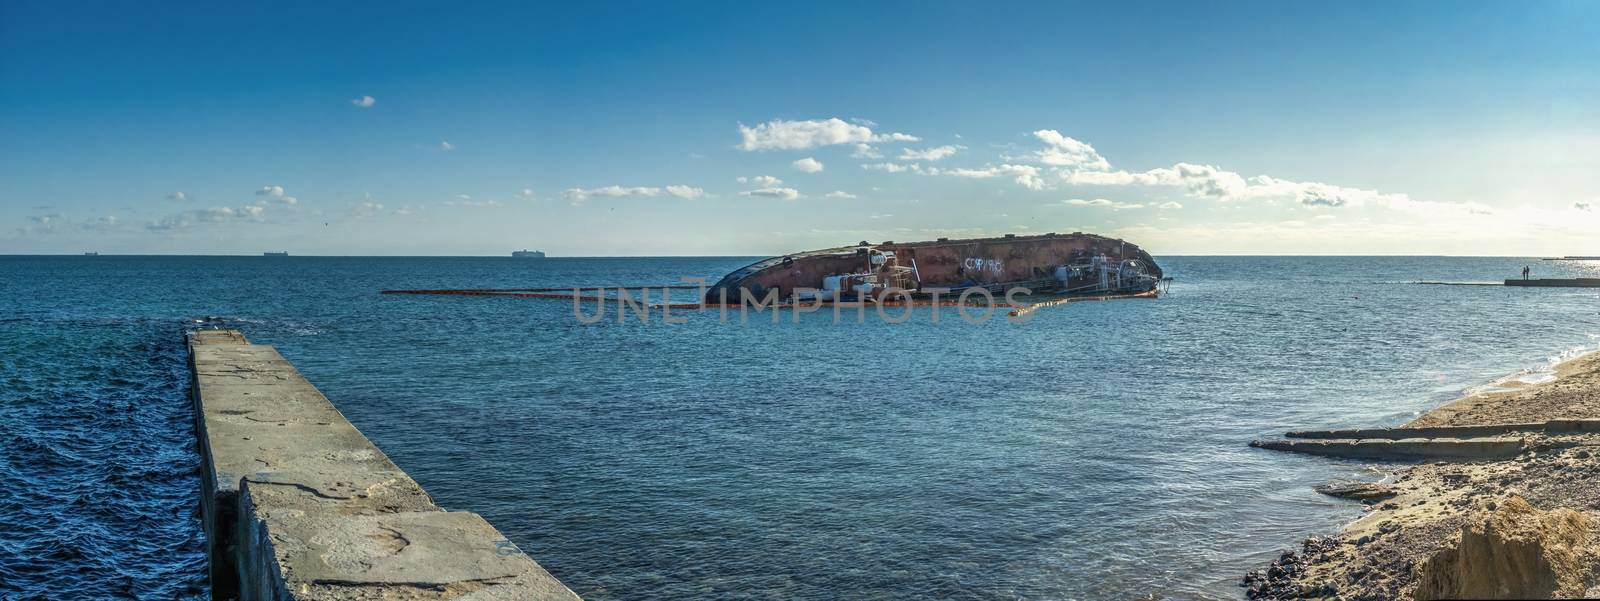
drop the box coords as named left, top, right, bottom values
left=263, top=251, right=288, bottom=257
left=512, top=249, right=546, bottom=258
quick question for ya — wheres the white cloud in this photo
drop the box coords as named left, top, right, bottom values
left=740, top=187, right=802, bottom=201
left=926, top=164, right=1045, bottom=190
left=446, top=194, right=502, bottom=208
left=255, top=185, right=296, bottom=205
left=1109, top=202, right=1600, bottom=254
left=440, top=141, right=455, bottom=151
left=737, top=117, right=918, bottom=151
left=1031, top=130, right=1112, bottom=170
left=737, top=175, right=783, bottom=187
left=665, top=185, right=705, bottom=199
left=352, top=201, right=385, bottom=218
left=17, top=213, right=125, bottom=236
left=519, top=188, right=535, bottom=200
left=1158, top=201, right=1183, bottom=210
left=563, top=184, right=704, bottom=204
left=1036, top=131, right=1407, bottom=208
left=862, top=162, right=919, bottom=173
left=1155, top=164, right=1249, bottom=199
left=351, top=95, right=376, bottom=108
left=792, top=157, right=825, bottom=173
left=21, top=214, right=60, bottom=236
left=1058, top=170, right=1151, bottom=186
left=562, top=185, right=704, bottom=203
left=739, top=118, right=866, bottom=151
left=562, top=186, right=660, bottom=203
left=824, top=191, right=858, bottom=199
left=167, top=191, right=188, bottom=202
left=876, top=132, right=919, bottom=143
left=864, top=161, right=1043, bottom=190
left=851, top=144, right=883, bottom=159
left=1227, top=175, right=1408, bottom=208
left=1063, top=198, right=1145, bottom=210
left=148, top=205, right=269, bottom=231
left=899, top=145, right=962, bottom=161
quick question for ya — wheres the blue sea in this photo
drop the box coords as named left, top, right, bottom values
left=2, top=256, right=1598, bottom=600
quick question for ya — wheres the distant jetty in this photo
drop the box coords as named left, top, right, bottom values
left=1542, top=256, right=1600, bottom=261
left=1505, top=278, right=1600, bottom=287
left=263, top=251, right=288, bottom=257
left=513, top=249, right=546, bottom=258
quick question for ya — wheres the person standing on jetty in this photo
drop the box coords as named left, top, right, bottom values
left=1523, top=265, right=1531, bottom=280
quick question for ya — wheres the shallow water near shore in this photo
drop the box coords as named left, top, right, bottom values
left=2, top=255, right=1599, bottom=600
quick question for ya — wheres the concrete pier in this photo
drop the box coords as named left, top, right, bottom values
left=1248, top=437, right=1526, bottom=461
left=1284, top=419, right=1600, bottom=441
left=1504, top=278, right=1600, bottom=287
left=188, top=329, right=579, bottom=600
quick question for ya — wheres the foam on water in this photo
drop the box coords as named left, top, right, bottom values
left=1465, top=343, right=1600, bottom=395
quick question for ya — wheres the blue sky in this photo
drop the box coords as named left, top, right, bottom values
left=3, top=1, right=1598, bottom=255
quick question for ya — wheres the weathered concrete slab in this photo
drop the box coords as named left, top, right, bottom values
left=1249, top=437, right=1526, bottom=461
left=1542, top=419, right=1600, bottom=433
left=1284, top=419, right=1600, bottom=441
left=190, top=329, right=579, bottom=600
left=1285, top=423, right=1541, bottom=440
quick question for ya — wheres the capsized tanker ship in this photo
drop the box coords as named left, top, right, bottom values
left=381, top=232, right=1164, bottom=313
left=705, top=232, right=1163, bottom=303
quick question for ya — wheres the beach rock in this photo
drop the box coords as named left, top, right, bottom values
left=1315, top=481, right=1397, bottom=502
left=1303, top=536, right=1339, bottom=554
left=1242, top=537, right=1347, bottom=600
left=1413, top=496, right=1592, bottom=600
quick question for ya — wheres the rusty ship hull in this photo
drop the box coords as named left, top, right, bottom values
left=705, top=232, right=1163, bottom=303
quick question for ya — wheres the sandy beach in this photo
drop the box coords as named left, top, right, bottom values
left=1248, top=350, right=1600, bottom=599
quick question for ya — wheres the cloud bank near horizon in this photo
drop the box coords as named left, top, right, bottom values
left=10, top=115, right=1597, bottom=255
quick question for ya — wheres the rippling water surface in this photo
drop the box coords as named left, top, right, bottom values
left=2, top=255, right=1598, bottom=599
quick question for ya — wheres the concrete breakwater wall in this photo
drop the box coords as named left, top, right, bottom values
left=188, top=329, right=579, bottom=600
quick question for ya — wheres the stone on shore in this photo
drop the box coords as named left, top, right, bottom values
left=1313, top=481, right=1397, bottom=502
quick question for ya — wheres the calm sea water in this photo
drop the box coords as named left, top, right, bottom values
left=2, top=255, right=1598, bottom=600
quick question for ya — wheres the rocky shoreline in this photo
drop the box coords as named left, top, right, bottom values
left=1245, top=351, right=1600, bottom=600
